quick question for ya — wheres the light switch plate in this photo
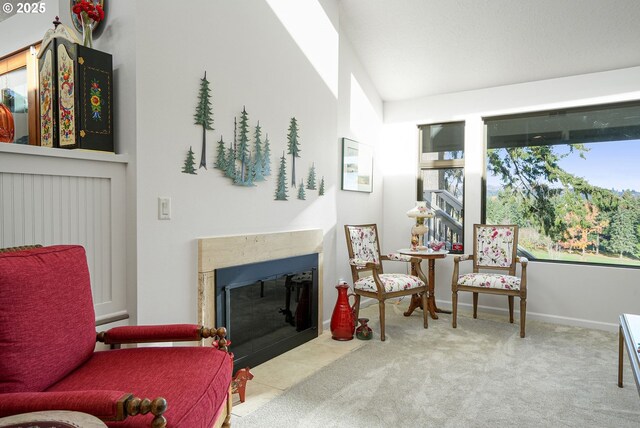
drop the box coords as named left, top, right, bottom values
left=158, top=197, right=171, bottom=220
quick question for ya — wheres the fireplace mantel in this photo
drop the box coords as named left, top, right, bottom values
left=197, top=229, right=324, bottom=333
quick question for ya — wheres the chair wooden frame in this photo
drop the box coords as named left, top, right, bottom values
left=451, top=224, right=528, bottom=337
left=0, top=245, right=233, bottom=428
left=344, top=224, right=429, bottom=341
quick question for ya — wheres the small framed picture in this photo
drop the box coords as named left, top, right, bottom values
left=341, top=138, right=373, bottom=193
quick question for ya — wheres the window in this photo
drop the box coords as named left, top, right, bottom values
left=484, top=101, right=640, bottom=267
left=0, top=45, right=39, bottom=145
left=418, top=122, right=465, bottom=253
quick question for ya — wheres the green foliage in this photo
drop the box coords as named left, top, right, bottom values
left=181, top=146, right=197, bottom=175
left=319, top=177, right=325, bottom=196
left=275, top=152, right=288, bottom=201
left=487, top=142, right=640, bottom=263
left=298, top=179, right=306, bottom=200
left=608, top=206, right=637, bottom=258
left=487, top=144, right=588, bottom=235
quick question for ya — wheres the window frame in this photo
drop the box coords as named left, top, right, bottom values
left=417, top=121, right=466, bottom=254
left=481, top=101, right=640, bottom=269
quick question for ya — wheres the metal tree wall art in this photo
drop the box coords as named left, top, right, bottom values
left=298, top=179, right=306, bottom=200
left=235, top=107, right=251, bottom=184
left=224, top=141, right=236, bottom=179
left=214, top=136, right=226, bottom=169
left=287, top=117, right=301, bottom=187
left=306, top=163, right=317, bottom=190
left=253, top=122, right=266, bottom=182
left=194, top=71, right=214, bottom=169
left=275, top=151, right=288, bottom=201
left=182, top=146, right=197, bottom=175
left=262, top=134, right=272, bottom=176
left=319, top=176, right=325, bottom=196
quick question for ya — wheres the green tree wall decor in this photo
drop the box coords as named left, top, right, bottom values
left=194, top=71, right=214, bottom=170
left=253, top=122, right=265, bottom=181
left=182, top=146, right=197, bottom=175
left=275, top=151, right=288, bottom=201
left=214, top=136, right=226, bottom=170
left=236, top=107, right=251, bottom=184
left=262, top=133, right=272, bottom=176
left=306, top=163, right=317, bottom=190
left=287, top=117, right=301, bottom=187
left=298, top=179, right=306, bottom=200
left=224, top=142, right=236, bottom=179
left=319, top=176, right=325, bottom=196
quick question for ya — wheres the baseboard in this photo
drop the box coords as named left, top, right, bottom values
left=323, top=297, right=619, bottom=333
left=438, top=299, right=619, bottom=332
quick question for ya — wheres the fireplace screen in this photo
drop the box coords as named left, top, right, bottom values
left=215, top=254, right=318, bottom=370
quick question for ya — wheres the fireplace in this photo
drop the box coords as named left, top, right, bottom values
left=215, top=254, right=318, bottom=369
left=197, top=230, right=324, bottom=368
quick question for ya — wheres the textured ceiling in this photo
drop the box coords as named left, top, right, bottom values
left=339, top=0, right=640, bottom=101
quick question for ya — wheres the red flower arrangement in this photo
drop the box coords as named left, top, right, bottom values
left=72, top=1, right=104, bottom=25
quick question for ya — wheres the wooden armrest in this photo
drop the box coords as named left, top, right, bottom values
left=454, top=254, right=473, bottom=263
left=0, top=391, right=167, bottom=427
left=97, top=325, right=229, bottom=352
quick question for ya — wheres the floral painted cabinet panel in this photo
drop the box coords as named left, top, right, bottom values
left=38, top=40, right=113, bottom=151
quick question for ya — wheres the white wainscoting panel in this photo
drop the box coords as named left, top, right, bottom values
left=0, top=145, right=128, bottom=323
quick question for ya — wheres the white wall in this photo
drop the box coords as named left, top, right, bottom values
left=0, top=0, right=57, bottom=55
left=335, top=28, right=384, bottom=288
left=130, top=0, right=383, bottom=326
left=382, top=66, right=640, bottom=331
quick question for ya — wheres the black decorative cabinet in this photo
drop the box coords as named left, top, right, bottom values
left=38, top=39, right=113, bottom=151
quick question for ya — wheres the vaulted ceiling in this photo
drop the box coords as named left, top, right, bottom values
left=338, top=0, right=640, bottom=101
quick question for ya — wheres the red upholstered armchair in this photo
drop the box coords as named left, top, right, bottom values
left=0, top=245, right=233, bottom=428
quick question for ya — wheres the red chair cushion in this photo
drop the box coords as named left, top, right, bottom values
left=0, top=246, right=96, bottom=393
left=46, top=347, right=232, bottom=428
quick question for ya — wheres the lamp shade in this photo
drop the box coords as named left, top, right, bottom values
left=406, top=201, right=434, bottom=218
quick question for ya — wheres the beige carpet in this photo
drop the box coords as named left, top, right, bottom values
left=234, top=302, right=640, bottom=427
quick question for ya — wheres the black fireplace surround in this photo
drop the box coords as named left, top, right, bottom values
left=215, top=253, right=319, bottom=370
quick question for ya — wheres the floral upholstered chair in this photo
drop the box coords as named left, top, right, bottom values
left=344, top=224, right=429, bottom=341
left=451, top=224, right=529, bottom=337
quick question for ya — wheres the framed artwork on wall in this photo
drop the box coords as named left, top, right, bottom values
left=341, top=138, right=373, bottom=193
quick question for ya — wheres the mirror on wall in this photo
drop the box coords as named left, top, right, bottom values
left=0, top=46, right=38, bottom=145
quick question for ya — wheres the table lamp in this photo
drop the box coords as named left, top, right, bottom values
left=406, top=201, right=434, bottom=250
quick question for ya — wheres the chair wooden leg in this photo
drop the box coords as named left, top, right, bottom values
left=422, top=291, right=428, bottom=329
left=379, top=300, right=386, bottom=341
left=472, top=292, right=478, bottom=318
left=354, top=294, right=361, bottom=320
left=452, top=292, right=458, bottom=328
left=508, top=296, right=514, bottom=323
left=520, top=298, right=527, bottom=338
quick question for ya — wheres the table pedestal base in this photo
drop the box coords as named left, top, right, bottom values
left=403, top=257, right=451, bottom=320
left=404, top=293, right=451, bottom=319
